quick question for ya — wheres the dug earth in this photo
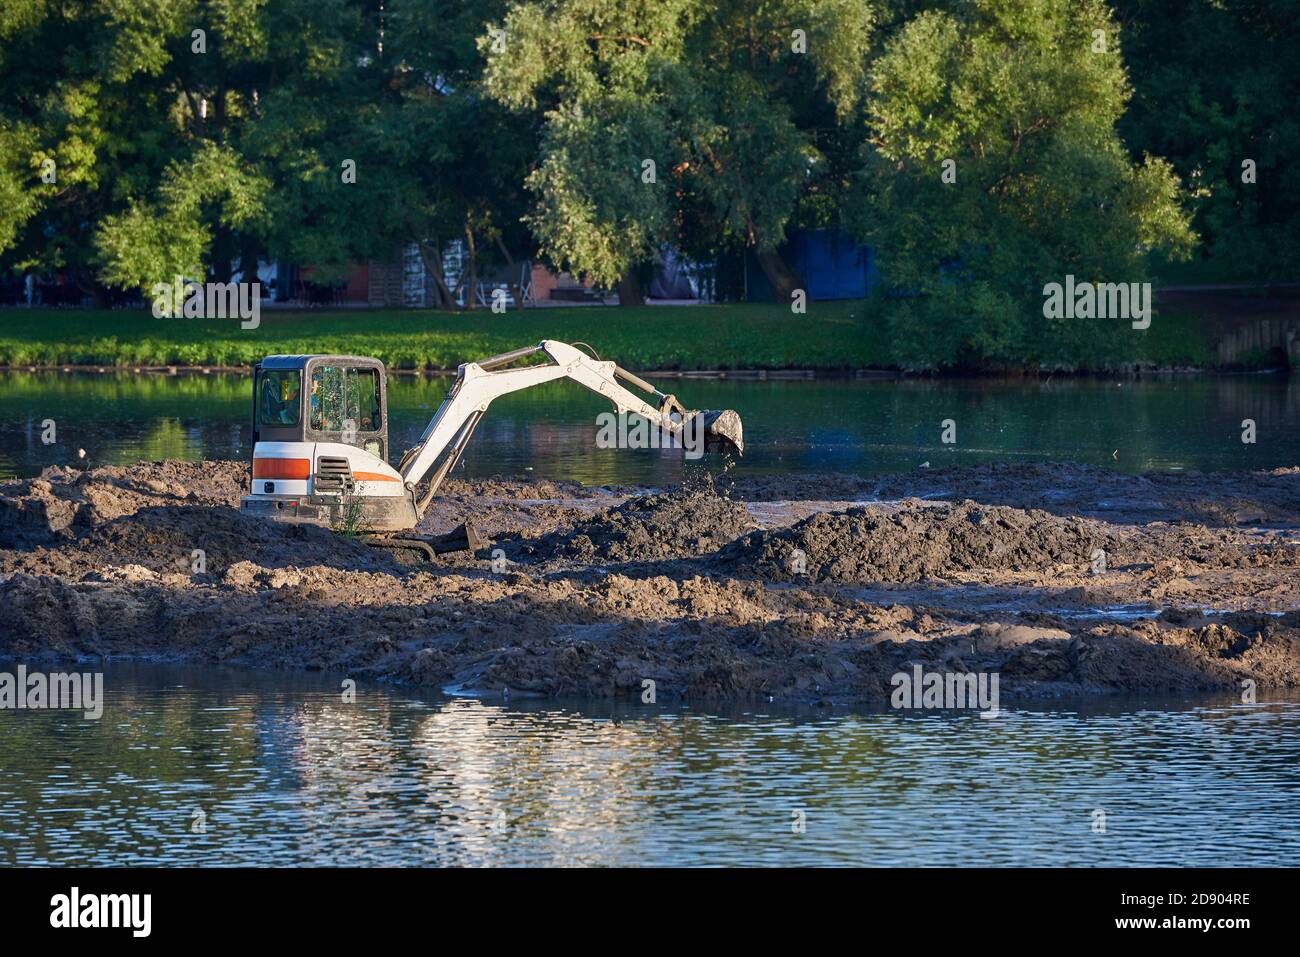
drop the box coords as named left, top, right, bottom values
left=1, top=460, right=1298, bottom=705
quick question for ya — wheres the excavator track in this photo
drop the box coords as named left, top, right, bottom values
left=365, top=522, right=487, bottom=561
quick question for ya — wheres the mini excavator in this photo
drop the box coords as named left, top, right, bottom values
left=239, top=340, right=743, bottom=559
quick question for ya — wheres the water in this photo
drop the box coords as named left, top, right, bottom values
left=1, top=370, right=1296, bottom=482
left=0, top=665, right=1297, bottom=867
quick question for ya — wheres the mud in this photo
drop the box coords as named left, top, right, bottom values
left=1, top=459, right=1298, bottom=705
left=718, top=501, right=1110, bottom=583
left=508, top=479, right=755, bottom=564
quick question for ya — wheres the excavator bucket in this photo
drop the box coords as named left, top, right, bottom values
left=694, top=409, right=745, bottom=457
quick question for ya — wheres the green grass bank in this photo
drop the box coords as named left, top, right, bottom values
left=0, top=301, right=1223, bottom=373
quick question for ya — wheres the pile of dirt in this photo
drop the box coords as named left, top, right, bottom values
left=726, top=463, right=1300, bottom=528
left=0, top=460, right=248, bottom=548
left=0, top=478, right=81, bottom=547
left=717, top=500, right=1113, bottom=583
left=41, top=460, right=248, bottom=507
left=0, top=460, right=393, bottom=576
left=82, top=506, right=391, bottom=575
left=510, top=479, right=756, bottom=563
left=2, top=458, right=1298, bottom=703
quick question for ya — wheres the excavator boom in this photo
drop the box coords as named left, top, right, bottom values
left=398, top=340, right=743, bottom=517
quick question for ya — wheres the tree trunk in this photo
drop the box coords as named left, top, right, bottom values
left=209, top=223, right=237, bottom=284
left=616, top=269, right=644, bottom=307
left=753, top=247, right=801, bottom=304
left=237, top=240, right=263, bottom=291
left=464, top=224, right=478, bottom=310
left=418, top=242, right=459, bottom=310
left=493, top=234, right=526, bottom=311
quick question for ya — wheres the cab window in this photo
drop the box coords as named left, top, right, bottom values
left=257, top=370, right=302, bottom=427
left=309, top=365, right=382, bottom=433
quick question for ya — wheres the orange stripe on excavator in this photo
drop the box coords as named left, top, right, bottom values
left=353, top=471, right=399, bottom=482
left=252, top=457, right=311, bottom=479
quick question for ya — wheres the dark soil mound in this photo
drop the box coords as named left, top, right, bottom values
left=513, top=480, right=756, bottom=563
left=0, top=460, right=390, bottom=574
left=83, top=505, right=391, bottom=574
left=717, top=500, right=1112, bottom=583
left=0, top=459, right=249, bottom=549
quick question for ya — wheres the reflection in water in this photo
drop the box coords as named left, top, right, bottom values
left=1, top=665, right=1297, bottom=866
left=0, top=370, right=1297, bottom=481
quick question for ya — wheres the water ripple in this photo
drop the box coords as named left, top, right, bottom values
left=1, top=665, right=1297, bottom=866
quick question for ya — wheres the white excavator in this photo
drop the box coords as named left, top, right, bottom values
left=239, top=340, right=744, bottom=558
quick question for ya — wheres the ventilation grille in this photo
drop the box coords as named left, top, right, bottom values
left=313, top=456, right=354, bottom=493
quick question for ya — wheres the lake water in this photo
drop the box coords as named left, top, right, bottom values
left=0, top=370, right=1296, bottom=482
left=1, top=665, right=1297, bottom=867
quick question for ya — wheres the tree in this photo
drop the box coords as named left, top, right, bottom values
left=855, top=0, right=1195, bottom=369
left=0, top=0, right=535, bottom=308
left=481, top=0, right=875, bottom=303
left=94, top=142, right=269, bottom=299
left=378, top=0, right=539, bottom=310
left=1115, top=0, right=1300, bottom=281
left=0, top=0, right=324, bottom=297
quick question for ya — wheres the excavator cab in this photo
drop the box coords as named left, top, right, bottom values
left=251, top=355, right=389, bottom=462
left=243, top=354, right=421, bottom=535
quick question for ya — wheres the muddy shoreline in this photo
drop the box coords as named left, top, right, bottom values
left=1, top=460, right=1297, bottom=705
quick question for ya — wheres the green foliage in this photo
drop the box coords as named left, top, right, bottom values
left=0, top=0, right=1289, bottom=373
left=523, top=95, right=675, bottom=286
left=856, top=0, right=1196, bottom=369
left=0, top=120, right=41, bottom=254
left=95, top=143, right=270, bottom=295
left=0, top=0, right=532, bottom=295
left=335, top=490, right=368, bottom=539
left=483, top=0, right=875, bottom=285
left=1115, top=0, right=1300, bottom=281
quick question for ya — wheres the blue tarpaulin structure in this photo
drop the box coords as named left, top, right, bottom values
left=744, top=228, right=877, bottom=302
